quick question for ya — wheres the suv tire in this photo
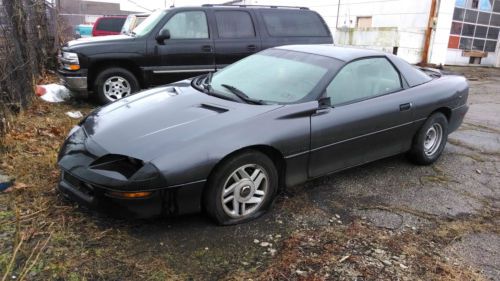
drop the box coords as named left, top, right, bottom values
left=94, top=67, right=139, bottom=104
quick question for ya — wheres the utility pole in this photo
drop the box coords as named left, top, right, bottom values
left=336, top=0, right=341, bottom=29
left=421, top=0, right=438, bottom=65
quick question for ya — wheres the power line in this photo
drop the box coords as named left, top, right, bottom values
left=125, top=0, right=154, bottom=12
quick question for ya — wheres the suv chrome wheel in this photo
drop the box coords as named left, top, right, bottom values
left=103, top=76, right=131, bottom=101
left=221, top=164, right=268, bottom=218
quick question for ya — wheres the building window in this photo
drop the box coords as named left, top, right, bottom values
left=478, top=12, right=491, bottom=24
left=448, top=0, right=499, bottom=53
left=448, top=35, right=460, bottom=48
left=356, top=16, right=372, bottom=28
left=453, top=8, right=466, bottom=20
left=464, top=9, right=478, bottom=22
left=473, top=38, right=486, bottom=49
left=456, top=0, right=466, bottom=7
left=494, top=0, right=500, bottom=12
left=475, top=25, right=488, bottom=37
left=487, top=27, right=499, bottom=39
left=462, top=23, right=475, bottom=36
left=485, top=39, right=497, bottom=51
left=479, top=0, right=493, bottom=11
left=471, top=0, right=479, bottom=9
left=451, top=21, right=463, bottom=34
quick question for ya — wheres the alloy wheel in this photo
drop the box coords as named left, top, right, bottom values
left=103, top=76, right=131, bottom=101
left=221, top=164, right=268, bottom=218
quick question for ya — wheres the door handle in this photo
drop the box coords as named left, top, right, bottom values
left=201, top=45, right=212, bottom=52
left=247, top=44, right=257, bottom=51
left=399, top=103, right=412, bottom=111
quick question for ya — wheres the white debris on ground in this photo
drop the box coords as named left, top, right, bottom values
left=65, top=111, right=83, bottom=119
left=36, top=84, right=73, bottom=103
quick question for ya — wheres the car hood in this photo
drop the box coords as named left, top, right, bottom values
left=82, top=82, right=283, bottom=161
left=65, top=35, right=134, bottom=48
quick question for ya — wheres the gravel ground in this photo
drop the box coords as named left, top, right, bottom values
left=0, top=66, right=498, bottom=280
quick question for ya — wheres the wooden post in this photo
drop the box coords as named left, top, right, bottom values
left=420, top=0, right=438, bottom=66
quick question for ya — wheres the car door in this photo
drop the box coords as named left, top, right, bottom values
left=151, top=10, right=215, bottom=85
left=213, top=9, right=262, bottom=69
left=309, top=57, right=415, bottom=178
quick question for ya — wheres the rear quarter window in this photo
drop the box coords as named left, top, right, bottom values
left=96, top=18, right=126, bottom=32
left=386, top=54, right=432, bottom=87
left=261, top=10, right=328, bottom=37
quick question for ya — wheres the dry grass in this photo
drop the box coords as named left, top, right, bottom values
left=0, top=84, right=496, bottom=280
left=0, top=98, right=180, bottom=280
left=227, top=218, right=493, bottom=281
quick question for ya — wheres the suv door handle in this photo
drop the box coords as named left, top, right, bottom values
left=399, top=103, right=412, bottom=111
left=247, top=44, right=257, bottom=51
left=201, top=45, right=212, bottom=52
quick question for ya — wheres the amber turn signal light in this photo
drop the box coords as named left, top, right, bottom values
left=108, top=191, right=152, bottom=199
left=68, top=64, right=80, bottom=70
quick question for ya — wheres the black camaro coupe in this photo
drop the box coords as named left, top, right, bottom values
left=58, top=45, right=469, bottom=225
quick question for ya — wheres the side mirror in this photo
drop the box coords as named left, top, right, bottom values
left=156, top=29, right=170, bottom=44
left=318, top=96, right=332, bottom=110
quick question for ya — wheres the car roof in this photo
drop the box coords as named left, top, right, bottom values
left=275, top=45, right=385, bottom=62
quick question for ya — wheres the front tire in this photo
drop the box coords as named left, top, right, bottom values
left=94, top=67, right=139, bottom=104
left=204, top=150, right=278, bottom=225
left=408, top=112, right=448, bottom=165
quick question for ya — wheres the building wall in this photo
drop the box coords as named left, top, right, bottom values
left=242, top=0, right=499, bottom=66
left=243, top=0, right=433, bottom=64
left=57, top=0, right=132, bottom=39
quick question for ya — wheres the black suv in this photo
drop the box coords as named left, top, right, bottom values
left=58, top=5, right=333, bottom=104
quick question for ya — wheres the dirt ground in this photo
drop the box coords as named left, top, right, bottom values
left=0, top=66, right=499, bottom=281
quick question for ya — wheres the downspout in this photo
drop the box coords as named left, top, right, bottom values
left=421, top=0, right=438, bottom=66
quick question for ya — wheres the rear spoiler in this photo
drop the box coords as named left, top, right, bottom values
left=419, top=67, right=442, bottom=78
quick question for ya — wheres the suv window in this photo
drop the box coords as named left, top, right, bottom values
left=326, top=57, right=402, bottom=105
left=96, top=18, right=126, bottom=32
left=261, top=10, right=328, bottom=37
left=215, top=11, right=255, bottom=38
left=162, top=11, right=208, bottom=39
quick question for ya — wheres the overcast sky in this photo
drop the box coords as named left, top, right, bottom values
left=89, top=0, right=230, bottom=12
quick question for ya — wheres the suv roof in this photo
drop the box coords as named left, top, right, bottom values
left=201, top=4, right=309, bottom=10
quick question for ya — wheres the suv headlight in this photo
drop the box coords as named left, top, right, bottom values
left=61, top=51, right=80, bottom=71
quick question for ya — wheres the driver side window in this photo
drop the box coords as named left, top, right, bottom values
left=162, top=11, right=209, bottom=39
left=326, top=57, right=402, bottom=106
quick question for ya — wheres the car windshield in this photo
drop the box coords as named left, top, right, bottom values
left=209, top=49, right=337, bottom=104
left=132, top=10, right=167, bottom=36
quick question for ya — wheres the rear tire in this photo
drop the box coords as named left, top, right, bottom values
left=94, top=67, right=139, bottom=105
left=204, top=150, right=278, bottom=225
left=407, top=112, right=448, bottom=165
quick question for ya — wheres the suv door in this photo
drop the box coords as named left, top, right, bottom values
left=151, top=10, right=215, bottom=85
left=213, top=9, right=261, bottom=69
left=309, top=57, right=414, bottom=177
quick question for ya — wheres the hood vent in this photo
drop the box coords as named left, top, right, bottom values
left=199, top=104, right=228, bottom=113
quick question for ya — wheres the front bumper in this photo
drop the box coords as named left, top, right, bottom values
left=57, top=127, right=205, bottom=218
left=58, top=170, right=205, bottom=218
left=57, top=68, right=88, bottom=96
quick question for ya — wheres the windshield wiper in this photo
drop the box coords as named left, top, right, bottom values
left=196, top=74, right=239, bottom=103
left=220, top=84, right=265, bottom=105
left=203, top=72, right=214, bottom=93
